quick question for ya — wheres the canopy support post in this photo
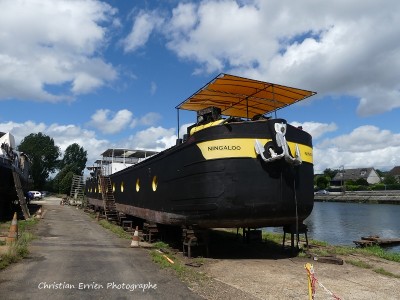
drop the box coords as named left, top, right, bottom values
left=273, top=85, right=277, bottom=119
left=177, top=108, right=180, bottom=139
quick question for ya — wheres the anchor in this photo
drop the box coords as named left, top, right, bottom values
left=254, top=122, right=302, bottom=165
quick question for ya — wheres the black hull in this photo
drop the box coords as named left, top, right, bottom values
left=86, top=119, right=314, bottom=228
left=0, top=159, right=31, bottom=219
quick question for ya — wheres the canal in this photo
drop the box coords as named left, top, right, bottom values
left=269, top=202, right=400, bottom=253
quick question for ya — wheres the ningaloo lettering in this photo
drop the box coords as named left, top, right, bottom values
left=208, top=145, right=241, bottom=151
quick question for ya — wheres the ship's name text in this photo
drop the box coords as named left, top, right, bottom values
left=208, top=145, right=241, bottom=151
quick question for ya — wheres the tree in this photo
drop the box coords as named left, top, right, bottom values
left=53, top=143, right=88, bottom=195
left=346, top=179, right=356, bottom=186
left=59, top=143, right=87, bottom=175
left=52, top=164, right=75, bottom=193
left=316, top=176, right=330, bottom=189
left=355, top=178, right=369, bottom=186
left=323, top=168, right=338, bottom=180
left=375, top=169, right=386, bottom=178
left=18, top=133, right=60, bottom=190
left=383, top=174, right=398, bottom=185
left=59, top=171, right=75, bottom=194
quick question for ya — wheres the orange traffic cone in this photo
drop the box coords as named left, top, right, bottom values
left=130, top=226, right=140, bottom=248
left=6, top=212, right=18, bottom=245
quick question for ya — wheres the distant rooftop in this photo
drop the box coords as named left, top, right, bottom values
left=100, top=148, right=158, bottom=159
left=331, top=167, right=381, bottom=185
left=88, top=148, right=159, bottom=176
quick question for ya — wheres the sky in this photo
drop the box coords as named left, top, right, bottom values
left=1, top=0, right=400, bottom=175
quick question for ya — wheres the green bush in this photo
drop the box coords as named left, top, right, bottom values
left=371, top=184, right=386, bottom=191
left=345, top=185, right=364, bottom=191
left=371, top=184, right=400, bottom=191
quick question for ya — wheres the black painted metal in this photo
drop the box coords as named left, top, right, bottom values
left=86, top=119, right=314, bottom=229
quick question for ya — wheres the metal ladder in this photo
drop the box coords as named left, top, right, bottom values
left=69, top=175, right=86, bottom=207
left=99, top=176, right=119, bottom=223
left=11, top=170, right=30, bottom=219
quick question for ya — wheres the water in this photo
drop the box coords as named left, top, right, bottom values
left=267, top=202, right=400, bottom=253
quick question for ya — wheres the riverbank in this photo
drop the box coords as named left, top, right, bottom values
left=45, top=199, right=400, bottom=299
left=314, top=190, right=400, bottom=204
left=160, top=230, right=400, bottom=300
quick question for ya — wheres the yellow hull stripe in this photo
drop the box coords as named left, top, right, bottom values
left=189, top=119, right=226, bottom=135
left=196, top=138, right=313, bottom=164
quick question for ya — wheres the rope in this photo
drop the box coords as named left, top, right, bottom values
left=305, top=264, right=342, bottom=300
left=293, top=173, right=299, bottom=248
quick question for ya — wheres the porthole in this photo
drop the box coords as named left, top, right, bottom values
left=152, top=176, right=158, bottom=191
left=136, top=178, right=140, bottom=192
left=121, top=181, right=124, bottom=192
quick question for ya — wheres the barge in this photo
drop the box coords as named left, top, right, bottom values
left=85, top=74, right=316, bottom=229
left=0, top=132, right=32, bottom=219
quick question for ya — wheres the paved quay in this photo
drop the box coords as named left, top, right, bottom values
left=314, top=190, right=400, bottom=204
left=0, top=197, right=201, bottom=300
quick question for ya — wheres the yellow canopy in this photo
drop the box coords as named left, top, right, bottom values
left=176, top=73, right=316, bottom=119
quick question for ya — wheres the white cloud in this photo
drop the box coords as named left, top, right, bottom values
left=0, top=0, right=117, bottom=102
left=165, top=1, right=267, bottom=73
left=122, top=10, right=164, bottom=53
left=0, top=121, right=47, bottom=145
left=179, top=123, right=193, bottom=139
left=129, top=112, right=162, bottom=129
left=291, top=121, right=337, bottom=140
left=158, top=0, right=400, bottom=116
left=314, top=146, right=400, bottom=174
left=123, top=126, right=176, bottom=151
left=139, top=112, right=162, bottom=126
left=87, top=109, right=133, bottom=134
left=313, top=125, right=400, bottom=173
left=168, top=2, right=198, bottom=36
left=1, top=121, right=110, bottom=163
left=318, top=125, right=400, bottom=152
left=150, top=81, right=157, bottom=95
left=1, top=120, right=178, bottom=172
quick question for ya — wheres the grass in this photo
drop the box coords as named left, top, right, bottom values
left=85, top=210, right=133, bottom=240
left=260, top=229, right=400, bottom=264
left=107, top=222, right=400, bottom=281
left=373, top=267, right=400, bottom=278
left=150, top=249, right=187, bottom=277
left=0, top=218, right=38, bottom=270
left=97, top=219, right=132, bottom=239
left=88, top=216, right=209, bottom=283
left=260, top=230, right=400, bottom=279
left=316, top=244, right=400, bottom=263
left=149, top=241, right=209, bottom=284
left=147, top=230, right=400, bottom=292
left=283, top=233, right=400, bottom=279
left=87, top=213, right=200, bottom=281
left=345, top=259, right=373, bottom=269
left=83, top=212, right=400, bottom=281
left=358, top=245, right=400, bottom=262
